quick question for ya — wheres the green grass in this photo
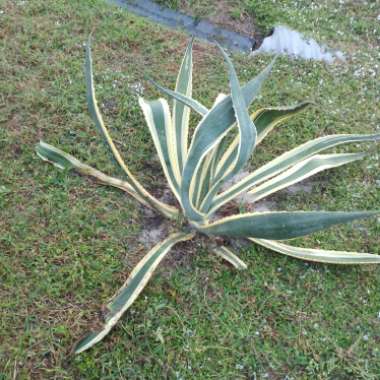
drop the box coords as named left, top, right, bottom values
left=1, top=0, right=379, bottom=378
left=158, top=0, right=380, bottom=41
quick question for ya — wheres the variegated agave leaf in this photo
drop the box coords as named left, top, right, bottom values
left=180, top=56, right=275, bottom=223
left=250, top=239, right=380, bottom=265
left=35, top=36, right=380, bottom=355
left=75, top=232, right=194, bottom=354
left=197, top=211, right=377, bottom=240
left=207, top=133, right=380, bottom=215
left=212, top=245, right=247, bottom=270
left=36, top=141, right=149, bottom=207
left=199, top=101, right=312, bottom=212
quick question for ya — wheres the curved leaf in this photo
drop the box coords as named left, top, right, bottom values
left=199, top=135, right=241, bottom=212
left=86, top=38, right=179, bottom=219
left=36, top=141, right=149, bottom=206
left=86, top=37, right=130, bottom=177
left=75, top=232, right=194, bottom=354
left=251, top=238, right=380, bottom=264
left=194, top=96, right=230, bottom=208
left=213, top=246, right=247, bottom=270
left=150, top=79, right=208, bottom=117
left=209, top=102, right=310, bottom=184
left=254, top=102, right=311, bottom=144
left=216, top=45, right=257, bottom=190
left=139, top=98, right=181, bottom=201
left=200, top=100, right=309, bottom=212
left=180, top=53, right=274, bottom=222
left=198, top=211, right=378, bottom=240
left=191, top=151, right=214, bottom=208
left=247, top=153, right=366, bottom=203
left=209, top=133, right=380, bottom=215
left=173, top=38, right=194, bottom=171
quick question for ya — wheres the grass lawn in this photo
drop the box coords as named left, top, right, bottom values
left=1, top=0, right=379, bottom=378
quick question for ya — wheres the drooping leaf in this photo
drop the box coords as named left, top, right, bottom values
left=36, top=141, right=149, bottom=206
left=213, top=246, right=247, bottom=270
left=86, top=38, right=179, bottom=219
left=74, top=232, right=194, bottom=354
left=251, top=238, right=380, bottom=264
left=247, top=153, right=366, bottom=203
left=254, top=102, right=311, bottom=144
left=208, top=133, right=380, bottom=215
left=139, top=98, right=181, bottom=201
left=198, top=211, right=378, bottom=240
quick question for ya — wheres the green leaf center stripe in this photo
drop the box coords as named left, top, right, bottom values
left=74, top=232, right=194, bottom=354
left=197, top=211, right=378, bottom=240
left=199, top=64, right=278, bottom=213
left=193, top=95, right=231, bottom=208
left=151, top=79, right=209, bottom=117
left=180, top=95, right=238, bottom=222
left=173, top=38, right=194, bottom=171
left=200, top=102, right=307, bottom=212
left=200, top=102, right=311, bottom=212
left=247, top=153, right=366, bottom=203
left=254, top=102, right=311, bottom=144
left=139, top=98, right=181, bottom=201
left=106, top=232, right=193, bottom=316
left=199, top=135, right=240, bottom=212
left=209, top=133, right=380, bottom=216
left=152, top=58, right=275, bottom=123
left=86, top=39, right=130, bottom=180
left=213, top=246, right=248, bottom=270
left=181, top=55, right=274, bottom=222
left=216, top=45, right=257, bottom=189
left=211, top=103, right=310, bottom=180
left=36, top=141, right=149, bottom=206
left=209, top=133, right=229, bottom=184
left=86, top=39, right=179, bottom=219
left=192, top=98, right=231, bottom=208
left=251, top=239, right=380, bottom=265
left=191, top=151, right=213, bottom=208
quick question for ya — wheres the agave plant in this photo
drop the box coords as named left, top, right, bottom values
left=36, top=37, right=380, bottom=354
